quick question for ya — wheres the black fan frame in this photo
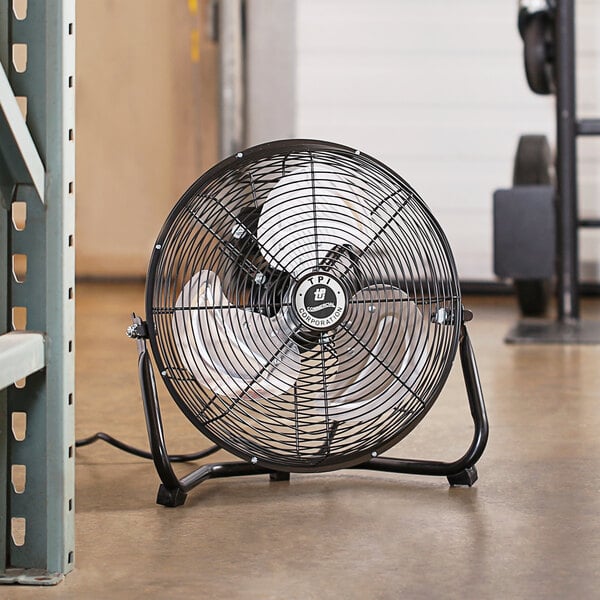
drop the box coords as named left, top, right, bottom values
left=134, top=139, right=489, bottom=506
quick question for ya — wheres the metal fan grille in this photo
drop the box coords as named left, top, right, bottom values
left=146, top=140, right=462, bottom=472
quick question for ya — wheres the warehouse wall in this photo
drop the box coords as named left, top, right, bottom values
left=75, top=1, right=600, bottom=282
left=295, top=0, right=600, bottom=282
left=75, top=0, right=218, bottom=278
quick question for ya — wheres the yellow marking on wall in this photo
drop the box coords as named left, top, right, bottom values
left=188, top=0, right=199, bottom=15
left=190, top=29, right=201, bottom=63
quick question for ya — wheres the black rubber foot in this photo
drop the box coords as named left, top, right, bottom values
left=447, top=466, right=478, bottom=487
left=269, top=471, right=291, bottom=482
left=157, top=484, right=187, bottom=507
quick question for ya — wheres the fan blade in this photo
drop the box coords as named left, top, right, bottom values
left=172, top=271, right=301, bottom=399
left=311, top=285, right=429, bottom=421
left=256, top=164, right=373, bottom=278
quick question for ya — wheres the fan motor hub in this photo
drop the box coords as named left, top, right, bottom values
left=292, top=273, right=347, bottom=331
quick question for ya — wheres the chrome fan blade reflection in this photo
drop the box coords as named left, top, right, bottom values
left=307, top=285, right=429, bottom=421
left=256, top=164, right=373, bottom=278
left=172, top=271, right=301, bottom=399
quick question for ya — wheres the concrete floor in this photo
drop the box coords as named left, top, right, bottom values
left=6, top=282, right=600, bottom=599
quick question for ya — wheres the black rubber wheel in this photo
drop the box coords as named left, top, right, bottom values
left=513, top=135, right=553, bottom=186
left=523, top=12, right=555, bottom=95
left=512, top=135, right=554, bottom=317
left=514, top=279, right=552, bottom=317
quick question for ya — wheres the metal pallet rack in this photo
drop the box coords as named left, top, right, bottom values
left=0, top=0, right=75, bottom=585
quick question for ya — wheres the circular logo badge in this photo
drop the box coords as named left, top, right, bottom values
left=293, top=274, right=346, bottom=330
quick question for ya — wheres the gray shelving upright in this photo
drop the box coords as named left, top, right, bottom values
left=0, top=0, right=75, bottom=584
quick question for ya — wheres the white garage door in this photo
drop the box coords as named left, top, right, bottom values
left=295, top=0, right=600, bottom=282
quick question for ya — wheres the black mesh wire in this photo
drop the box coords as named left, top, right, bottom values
left=146, top=140, right=462, bottom=472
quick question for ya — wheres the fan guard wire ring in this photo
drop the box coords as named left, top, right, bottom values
left=146, top=140, right=462, bottom=472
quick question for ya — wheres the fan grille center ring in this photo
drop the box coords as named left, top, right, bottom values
left=292, top=273, right=347, bottom=331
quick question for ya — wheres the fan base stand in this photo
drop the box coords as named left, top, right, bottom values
left=135, top=320, right=488, bottom=507
left=447, top=466, right=478, bottom=487
left=157, top=484, right=187, bottom=508
left=154, top=461, right=480, bottom=507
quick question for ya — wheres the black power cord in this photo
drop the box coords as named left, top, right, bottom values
left=75, top=432, right=220, bottom=463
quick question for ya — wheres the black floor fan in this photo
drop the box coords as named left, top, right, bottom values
left=128, top=140, right=489, bottom=507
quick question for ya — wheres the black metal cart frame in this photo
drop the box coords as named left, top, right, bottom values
left=504, top=0, right=600, bottom=343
